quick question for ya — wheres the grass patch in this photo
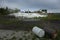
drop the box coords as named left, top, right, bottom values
left=41, top=14, right=60, bottom=21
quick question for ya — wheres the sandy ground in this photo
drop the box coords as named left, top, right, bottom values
left=0, top=30, right=32, bottom=40
left=0, top=21, right=60, bottom=40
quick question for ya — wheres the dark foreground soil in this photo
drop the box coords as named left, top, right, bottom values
left=0, top=20, right=60, bottom=31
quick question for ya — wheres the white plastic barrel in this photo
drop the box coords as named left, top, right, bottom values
left=32, top=26, right=45, bottom=37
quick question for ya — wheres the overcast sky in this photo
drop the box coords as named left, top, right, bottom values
left=0, top=0, right=60, bottom=13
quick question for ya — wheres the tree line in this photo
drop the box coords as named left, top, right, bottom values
left=0, top=7, right=47, bottom=15
left=0, top=7, right=20, bottom=15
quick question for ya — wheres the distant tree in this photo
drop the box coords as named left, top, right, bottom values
left=0, top=7, right=10, bottom=15
left=36, top=9, right=41, bottom=13
left=0, top=7, right=20, bottom=15
left=14, top=8, right=20, bottom=13
left=42, top=9, right=47, bottom=13
left=33, top=9, right=47, bottom=13
left=33, top=9, right=42, bottom=13
left=25, top=11, right=31, bottom=13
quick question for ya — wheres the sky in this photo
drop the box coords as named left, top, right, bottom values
left=0, top=0, right=60, bottom=13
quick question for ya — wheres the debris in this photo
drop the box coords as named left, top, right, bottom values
left=32, top=26, right=45, bottom=37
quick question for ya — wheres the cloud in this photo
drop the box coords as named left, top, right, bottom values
left=47, top=9, right=60, bottom=13
left=0, top=0, right=60, bottom=12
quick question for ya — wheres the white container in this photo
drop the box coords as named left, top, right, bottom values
left=32, top=26, right=45, bottom=37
